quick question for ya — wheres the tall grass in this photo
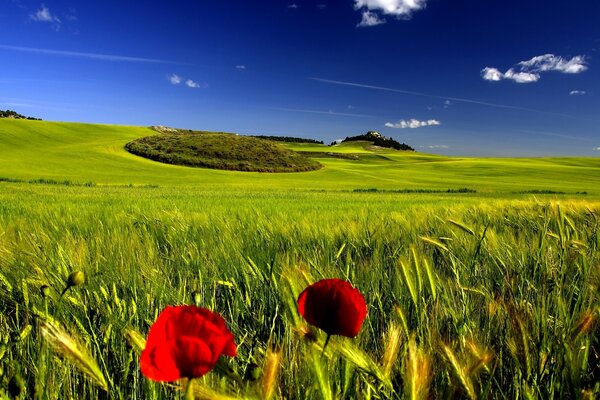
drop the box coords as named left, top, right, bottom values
left=0, top=184, right=598, bottom=398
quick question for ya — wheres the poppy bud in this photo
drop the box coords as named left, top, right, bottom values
left=67, top=271, right=85, bottom=287
left=191, top=290, right=202, bottom=306
left=61, top=271, right=85, bottom=297
left=40, top=285, right=51, bottom=298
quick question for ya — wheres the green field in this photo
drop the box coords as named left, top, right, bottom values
left=0, top=119, right=599, bottom=399
left=1, top=119, right=600, bottom=193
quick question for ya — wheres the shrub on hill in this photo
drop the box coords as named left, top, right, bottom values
left=0, top=109, right=41, bottom=120
left=125, top=131, right=322, bottom=173
left=336, top=131, right=414, bottom=151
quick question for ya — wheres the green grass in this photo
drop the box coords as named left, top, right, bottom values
left=125, top=130, right=322, bottom=172
left=0, top=119, right=599, bottom=398
left=1, top=119, right=599, bottom=193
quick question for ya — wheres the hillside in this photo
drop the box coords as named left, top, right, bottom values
left=1, top=119, right=600, bottom=194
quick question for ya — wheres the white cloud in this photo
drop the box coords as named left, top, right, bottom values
left=518, top=54, right=587, bottom=74
left=167, top=74, right=205, bottom=89
left=427, top=144, right=449, bottom=149
left=235, top=65, right=246, bottom=70
left=30, top=5, right=58, bottom=22
left=29, top=4, right=61, bottom=29
left=443, top=100, right=452, bottom=109
left=354, top=0, right=427, bottom=20
left=356, top=10, right=385, bottom=27
left=287, top=4, right=298, bottom=9
left=385, top=119, right=440, bottom=129
left=503, top=69, right=540, bottom=83
left=168, top=74, right=182, bottom=85
left=594, top=147, right=600, bottom=151
left=570, top=90, right=586, bottom=95
left=481, top=67, right=503, bottom=82
left=185, top=79, right=200, bottom=88
left=482, top=54, right=587, bottom=84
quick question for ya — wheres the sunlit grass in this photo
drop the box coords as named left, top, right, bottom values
left=0, top=119, right=599, bottom=397
left=0, top=183, right=598, bottom=398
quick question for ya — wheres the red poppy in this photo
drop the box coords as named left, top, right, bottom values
left=140, top=305, right=236, bottom=382
left=297, top=278, right=367, bottom=338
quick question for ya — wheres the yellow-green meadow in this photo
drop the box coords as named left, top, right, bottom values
left=0, top=119, right=598, bottom=398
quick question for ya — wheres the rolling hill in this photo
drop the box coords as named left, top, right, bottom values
left=1, top=119, right=599, bottom=194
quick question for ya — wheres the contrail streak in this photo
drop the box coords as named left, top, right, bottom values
left=0, top=44, right=188, bottom=65
left=269, top=106, right=375, bottom=118
left=310, top=77, right=575, bottom=118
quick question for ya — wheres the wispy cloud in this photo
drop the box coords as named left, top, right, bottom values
left=167, top=74, right=205, bottom=89
left=482, top=54, right=588, bottom=84
left=354, top=0, right=427, bottom=26
left=593, top=147, right=600, bottom=151
left=316, top=4, right=327, bottom=10
left=385, top=119, right=440, bottom=129
left=357, top=11, right=385, bottom=27
left=235, top=65, right=246, bottom=70
left=287, top=4, right=298, bottom=9
left=515, top=129, right=592, bottom=142
left=168, top=74, right=182, bottom=85
left=0, top=44, right=186, bottom=64
left=29, top=4, right=61, bottom=30
left=30, top=4, right=59, bottom=22
left=270, top=107, right=374, bottom=118
left=426, top=144, right=449, bottom=149
left=570, top=90, right=586, bottom=96
left=185, top=79, right=201, bottom=88
left=519, top=54, right=587, bottom=73
left=310, top=77, right=575, bottom=118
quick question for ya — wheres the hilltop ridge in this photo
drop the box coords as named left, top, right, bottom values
left=336, top=131, right=414, bottom=151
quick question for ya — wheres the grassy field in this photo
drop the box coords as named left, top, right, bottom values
left=0, top=119, right=599, bottom=399
left=1, top=119, right=600, bottom=194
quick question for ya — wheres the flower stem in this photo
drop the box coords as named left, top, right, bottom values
left=322, top=334, right=332, bottom=354
left=184, top=378, right=194, bottom=400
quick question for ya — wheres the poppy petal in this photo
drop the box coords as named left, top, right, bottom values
left=141, top=305, right=237, bottom=382
left=297, top=278, right=367, bottom=338
left=140, top=343, right=181, bottom=382
left=174, top=336, right=214, bottom=379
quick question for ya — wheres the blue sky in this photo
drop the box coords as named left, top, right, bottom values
left=1, top=0, right=599, bottom=156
